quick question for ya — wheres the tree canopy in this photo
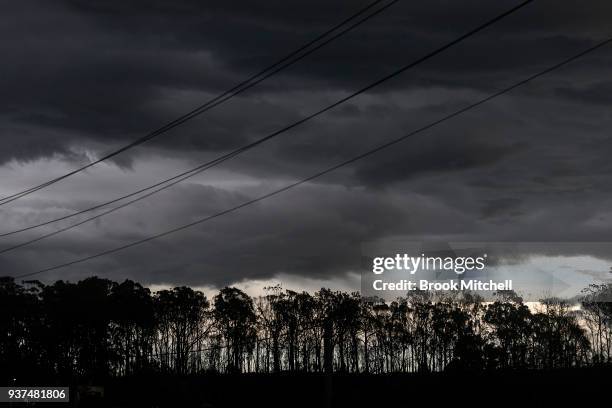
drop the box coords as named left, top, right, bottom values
left=1, top=276, right=610, bottom=382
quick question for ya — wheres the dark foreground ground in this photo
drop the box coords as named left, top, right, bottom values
left=8, top=367, right=611, bottom=407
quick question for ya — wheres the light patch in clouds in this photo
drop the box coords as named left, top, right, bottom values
left=144, top=254, right=612, bottom=302
left=491, top=255, right=612, bottom=300
left=147, top=271, right=362, bottom=299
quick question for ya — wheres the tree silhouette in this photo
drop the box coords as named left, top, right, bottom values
left=155, top=286, right=210, bottom=374
left=214, top=287, right=257, bottom=373
left=1, top=276, right=611, bottom=382
left=581, top=284, right=612, bottom=363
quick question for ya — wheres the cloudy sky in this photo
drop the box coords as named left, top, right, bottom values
left=1, top=0, right=612, bottom=292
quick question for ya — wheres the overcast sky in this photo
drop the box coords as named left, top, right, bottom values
left=1, top=0, right=612, bottom=291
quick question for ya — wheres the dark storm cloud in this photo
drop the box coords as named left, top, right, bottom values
left=555, top=81, right=612, bottom=105
left=2, top=0, right=611, bottom=164
left=0, top=182, right=473, bottom=285
left=353, top=132, right=526, bottom=185
left=480, top=198, right=523, bottom=219
left=1, top=0, right=612, bottom=287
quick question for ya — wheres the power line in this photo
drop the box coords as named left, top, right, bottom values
left=0, top=0, right=533, bottom=250
left=0, top=0, right=397, bottom=235
left=15, top=34, right=612, bottom=279
left=0, top=0, right=396, bottom=207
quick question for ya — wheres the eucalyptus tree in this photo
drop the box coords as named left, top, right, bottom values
left=581, top=284, right=612, bottom=363
left=154, top=286, right=210, bottom=374
left=109, top=280, right=155, bottom=375
left=213, top=287, right=257, bottom=373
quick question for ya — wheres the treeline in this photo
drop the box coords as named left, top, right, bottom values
left=1, top=276, right=611, bottom=381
